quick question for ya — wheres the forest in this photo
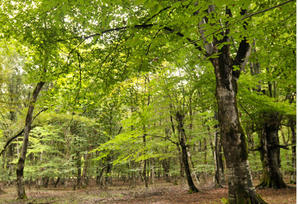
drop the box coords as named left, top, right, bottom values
left=0, top=0, right=296, bottom=203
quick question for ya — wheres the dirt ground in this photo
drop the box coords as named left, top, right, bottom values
left=0, top=181, right=296, bottom=204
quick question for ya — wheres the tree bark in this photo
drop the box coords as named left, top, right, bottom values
left=176, top=111, right=198, bottom=193
left=143, top=126, right=149, bottom=187
left=105, top=156, right=113, bottom=185
left=210, top=37, right=266, bottom=202
left=96, top=165, right=107, bottom=186
left=214, top=126, right=225, bottom=187
left=54, top=177, right=60, bottom=188
left=16, top=81, right=45, bottom=199
left=162, top=158, right=170, bottom=182
left=82, top=152, right=90, bottom=186
left=162, top=129, right=171, bottom=182
left=76, top=152, right=82, bottom=189
left=257, top=112, right=287, bottom=189
left=289, top=117, right=296, bottom=184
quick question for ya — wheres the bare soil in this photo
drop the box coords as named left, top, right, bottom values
left=0, top=181, right=295, bottom=204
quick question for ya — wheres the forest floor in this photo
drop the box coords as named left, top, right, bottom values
left=0, top=180, right=296, bottom=204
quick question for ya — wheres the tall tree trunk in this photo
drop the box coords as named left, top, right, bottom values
left=176, top=112, right=198, bottom=193
left=162, top=129, right=171, bottom=182
left=211, top=42, right=266, bottom=203
left=82, top=152, right=90, bottom=186
left=16, top=81, right=44, bottom=199
left=150, top=159, right=155, bottom=185
left=76, top=152, right=82, bottom=189
left=257, top=112, right=287, bottom=189
left=203, top=138, right=207, bottom=164
left=54, top=177, right=60, bottom=188
left=105, top=156, right=113, bottom=185
left=177, top=145, right=185, bottom=178
left=143, top=126, right=149, bottom=187
left=162, top=158, right=170, bottom=182
left=214, top=126, right=225, bottom=187
left=96, top=165, right=107, bottom=186
left=289, top=117, right=296, bottom=184
left=197, top=4, right=266, bottom=202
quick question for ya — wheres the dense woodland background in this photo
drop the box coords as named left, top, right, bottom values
left=0, top=0, right=296, bottom=203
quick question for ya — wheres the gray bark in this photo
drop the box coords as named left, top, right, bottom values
left=257, top=112, right=287, bottom=189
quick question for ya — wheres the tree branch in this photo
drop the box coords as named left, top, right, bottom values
left=143, top=6, right=171, bottom=25
left=66, top=0, right=293, bottom=61
left=241, top=0, right=295, bottom=21
left=0, top=108, right=48, bottom=156
left=233, top=9, right=250, bottom=78
left=145, top=134, right=179, bottom=146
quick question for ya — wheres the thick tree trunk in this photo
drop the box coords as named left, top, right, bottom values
left=211, top=48, right=266, bottom=203
left=176, top=112, right=198, bottom=193
left=257, top=112, right=287, bottom=189
left=16, top=82, right=44, bottom=199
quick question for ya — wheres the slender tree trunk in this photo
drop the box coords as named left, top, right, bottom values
left=203, top=138, right=207, bottom=164
left=162, top=159, right=170, bottom=182
left=143, top=126, right=149, bottom=187
left=76, top=152, right=82, bottom=189
left=289, top=117, right=296, bottom=184
left=105, top=156, right=113, bottom=185
left=214, top=127, right=225, bottom=187
left=82, top=153, right=90, bottom=186
left=163, top=129, right=171, bottom=182
left=54, top=177, right=60, bottom=188
left=176, top=112, right=198, bottom=193
left=150, top=159, right=155, bottom=184
left=42, top=177, right=49, bottom=188
left=96, top=166, right=107, bottom=186
left=16, top=81, right=45, bottom=199
left=257, top=112, right=287, bottom=189
left=143, top=152, right=148, bottom=187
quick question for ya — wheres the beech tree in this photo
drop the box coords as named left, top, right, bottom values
left=0, top=0, right=295, bottom=203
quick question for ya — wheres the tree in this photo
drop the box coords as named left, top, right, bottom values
left=236, top=0, right=296, bottom=189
